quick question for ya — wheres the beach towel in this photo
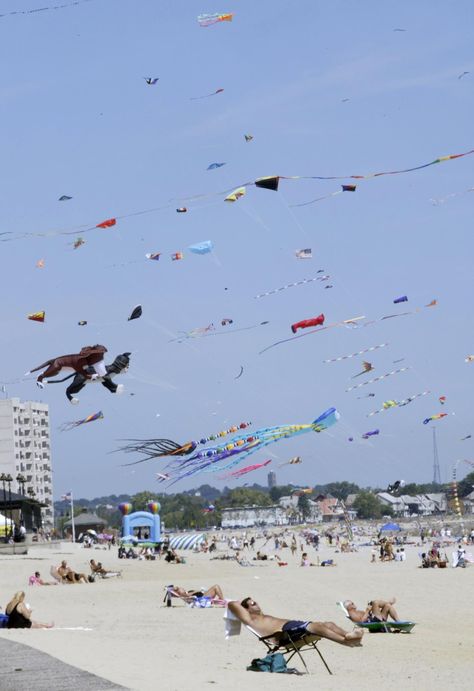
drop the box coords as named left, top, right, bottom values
left=224, top=606, right=242, bottom=639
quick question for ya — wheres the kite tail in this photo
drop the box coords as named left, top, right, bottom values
left=46, top=373, right=76, bottom=384
left=26, top=359, right=53, bottom=374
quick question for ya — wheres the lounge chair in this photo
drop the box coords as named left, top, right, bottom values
left=245, top=625, right=332, bottom=675
left=337, top=601, right=416, bottom=633
left=50, top=565, right=66, bottom=584
left=163, top=586, right=225, bottom=608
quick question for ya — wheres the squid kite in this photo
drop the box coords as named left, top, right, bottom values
left=118, top=408, right=339, bottom=486
left=60, top=411, right=104, bottom=432
left=423, top=413, right=448, bottom=425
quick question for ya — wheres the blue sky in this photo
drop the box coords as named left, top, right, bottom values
left=1, top=0, right=473, bottom=498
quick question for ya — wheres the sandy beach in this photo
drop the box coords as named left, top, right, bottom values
left=0, top=536, right=472, bottom=691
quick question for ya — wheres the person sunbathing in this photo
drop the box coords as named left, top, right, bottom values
left=5, top=591, right=53, bottom=628
left=343, top=598, right=400, bottom=623
left=28, top=571, right=57, bottom=586
left=228, top=597, right=363, bottom=647
left=58, top=560, right=89, bottom=584
left=171, top=584, right=224, bottom=601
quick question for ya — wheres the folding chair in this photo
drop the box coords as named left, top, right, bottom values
left=337, top=601, right=416, bottom=633
left=246, top=625, right=333, bottom=675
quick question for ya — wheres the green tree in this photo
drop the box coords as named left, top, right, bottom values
left=322, top=481, right=360, bottom=501
left=131, top=491, right=159, bottom=511
left=458, top=471, right=474, bottom=498
left=269, top=485, right=297, bottom=502
left=352, top=491, right=386, bottom=519
left=222, top=488, right=272, bottom=508
left=297, top=493, right=311, bottom=521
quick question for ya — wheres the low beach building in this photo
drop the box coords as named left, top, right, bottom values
left=221, top=504, right=289, bottom=528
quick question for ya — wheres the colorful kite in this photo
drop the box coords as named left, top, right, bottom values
left=35, top=259, right=45, bottom=269
left=28, top=311, right=45, bottom=323
left=393, top=296, right=408, bottom=304
left=176, top=207, right=187, bottom=213
left=119, top=408, right=339, bottom=485
left=197, top=13, right=233, bottom=27
left=291, top=313, right=324, bottom=334
left=346, top=367, right=410, bottom=392
left=59, top=411, right=104, bottom=432
left=278, top=456, right=302, bottom=468
left=190, top=88, right=224, bottom=100
left=73, top=237, right=85, bottom=250
left=219, top=459, right=272, bottom=480
left=260, top=315, right=365, bottom=355
left=171, top=252, right=184, bottom=261
left=128, top=305, right=142, bottom=321
left=254, top=275, right=328, bottom=299
left=439, top=396, right=446, bottom=405
left=77, top=321, right=87, bottom=326
left=367, top=391, right=430, bottom=416
left=352, top=361, right=374, bottom=378
left=225, top=187, right=246, bottom=202
left=387, top=480, right=405, bottom=494
left=323, top=343, right=388, bottom=364
left=362, top=429, right=380, bottom=439
left=221, top=318, right=233, bottom=326
left=207, top=163, right=226, bottom=170
left=423, top=413, right=448, bottom=424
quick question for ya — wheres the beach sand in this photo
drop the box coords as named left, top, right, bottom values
left=0, top=539, right=472, bottom=690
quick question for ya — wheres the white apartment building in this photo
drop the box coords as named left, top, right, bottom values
left=0, top=398, right=53, bottom=529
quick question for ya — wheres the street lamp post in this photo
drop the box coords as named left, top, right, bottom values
left=27, top=487, right=36, bottom=531
left=0, top=473, right=7, bottom=542
left=5, top=474, right=13, bottom=539
left=16, top=474, right=26, bottom=528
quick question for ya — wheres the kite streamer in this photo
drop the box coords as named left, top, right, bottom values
left=323, top=343, right=388, bottom=363
left=254, top=275, right=328, bottom=299
left=60, top=411, right=103, bottom=432
left=120, top=408, right=339, bottom=484
left=190, top=88, right=224, bottom=100
left=423, top=413, right=448, bottom=425
left=197, top=13, right=233, bottom=27
left=367, top=391, right=430, bottom=416
left=0, top=0, right=96, bottom=20
left=345, top=367, right=410, bottom=392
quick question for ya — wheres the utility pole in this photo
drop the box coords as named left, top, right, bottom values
left=432, top=427, right=441, bottom=485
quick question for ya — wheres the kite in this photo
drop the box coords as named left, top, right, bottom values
left=323, top=343, right=388, bottom=363
left=171, top=252, right=184, bottom=261
left=144, top=78, right=159, bottom=85
left=78, top=321, right=87, bottom=326
left=290, top=184, right=357, bottom=208
left=176, top=208, right=187, bottom=213
left=254, top=275, right=328, bottom=299
left=393, top=296, right=408, bottom=304
left=362, top=429, right=380, bottom=439
left=225, top=187, right=246, bottom=202
left=145, top=253, right=161, bottom=261
left=190, top=88, right=224, bottom=100
left=295, top=249, right=312, bottom=259
left=346, top=367, right=410, bottom=392
left=465, top=355, right=474, bottom=363
left=342, top=184, right=357, bottom=192
left=439, top=396, right=446, bottom=405
left=278, top=456, right=302, bottom=468
left=156, top=472, right=170, bottom=482
left=387, top=480, right=405, bottom=494
left=324, top=285, right=333, bottom=289
left=48, top=352, right=130, bottom=403
left=234, top=365, right=244, bottom=380
left=461, top=435, right=472, bottom=441
left=119, top=408, right=339, bottom=485
left=291, top=313, right=324, bottom=334
left=197, top=13, right=233, bottom=27
left=96, top=218, right=116, bottom=229
left=423, top=413, right=448, bottom=425
left=35, top=259, right=45, bottom=269
left=255, top=176, right=280, bottom=191
left=393, top=358, right=405, bottom=364
left=26, top=344, right=108, bottom=389
left=73, top=237, right=85, bottom=250
left=219, top=459, right=272, bottom=480
left=221, top=318, right=233, bottom=326
left=367, top=391, right=430, bottom=416
left=28, top=311, right=45, bottom=323
left=120, top=421, right=252, bottom=466
left=188, top=240, right=213, bottom=254
left=352, top=361, right=374, bottom=378
left=244, top=134, right=253, bottom=142
left=357, top=393, right=376, bottom=399
left=458, top=71, right=469, bottom=79
left=59, top=411, right=104, bottom=432
left=128, top=305, right=142, bottom=321
left=58, top=195, right=72, bottom=201
left=260, top=315, right=366, bottom=355
left=207, top=163, right=226, bottom=170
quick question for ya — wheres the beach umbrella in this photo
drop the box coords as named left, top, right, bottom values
left=380, top=522, right=402, bottom=531
left=169, top=533, right=205, bottom=550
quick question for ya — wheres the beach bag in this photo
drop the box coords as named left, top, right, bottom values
left=247, top=653, right=288, bottom=673
left=0, top=613, right=9, bottom=628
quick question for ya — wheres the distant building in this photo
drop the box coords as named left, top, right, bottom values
left=376, top=492, right=448, bottom=517
left=267, top=471, right=277, bottom=488
left=0, top=398, right=53, bottom=530
left=221, top=504, right=288, bottom=528
left=63, top=508, right=106, bottom=540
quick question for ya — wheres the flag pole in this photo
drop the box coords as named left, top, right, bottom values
left=70, top=492, right=76, bottom=543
